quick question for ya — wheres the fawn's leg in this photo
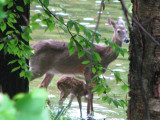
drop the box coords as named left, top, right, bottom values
left=77, top=96, right=82, bottom=118
left=58, top=90, right=70, bottom=107
left=38, top=72, right=54, bottom=88
left=67, top=93, right=75, bottom=108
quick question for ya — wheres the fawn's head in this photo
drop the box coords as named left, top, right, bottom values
left=108, top=17, right=129, bottom=43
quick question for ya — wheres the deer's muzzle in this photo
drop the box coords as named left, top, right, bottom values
left=124, top=38, right=129, bottom=43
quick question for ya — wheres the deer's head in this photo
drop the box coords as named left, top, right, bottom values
left=108, top=17, right=129, bottom=43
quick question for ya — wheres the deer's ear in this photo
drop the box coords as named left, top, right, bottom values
left=107, top=17, right=116, bottom=28
left=117, top=17, right=125, bottom=25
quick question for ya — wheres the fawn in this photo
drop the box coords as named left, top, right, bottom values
left=57, top=76, right=94, bottom=117
left=29, top=17, right=129, bottom=115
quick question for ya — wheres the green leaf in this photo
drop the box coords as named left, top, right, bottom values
left=6, top=31, right=13, bottom=35
left=0, top=94, right=16, bottom=120
left=11, top=66, right=20, bottom=72
left=31, top=13, right=41, bottom=22
left=78, top=50, right=85, bottom=58
left=24, top=0, right=29, bottom=5
left=97, top=86, right=105, bottom=95
left=93, top=52, right=101, bottom=62
left=92, top=67, right=96, bottom=74
left=74, top=23, right=79, bottom=34
left=1, top=21, right=6, bottom=32
left=7, top=2, right=13, bottom=9
left=8, top=60, right=17, bottom=65
left=84, top=28, right=91, bottom=39
left=114, top=71, right=121, bottom=84
left=43, top=0, right=49, bottom=7
left=22, top=31, right=30, bottom=42
left=68, top=46, right=76, bottom=56
left=31, top=22, right=40, bottom=30
left=121, top=84, right=129, bottom=91
left=7, top=22, right=15, bottom=29
left=59, top=24, right=68, bottom=33
left=16, top=6, right=24, bottom=12
left=95, top=34, right=100, bottom=43
left=82, top=60, right=90, bottom=64
left=105, top=87, right=111, bottom=93
left=67, top=20, right=74, bottom=30
left=92, top=85, right=100, bottom=92
left=49, top=23, right=55, bottom=31
left=79, top=25, right=85, bottom=32
left=0, top=5, right=6, bottom=18
left=68, top=40, right=76, bottom=56
left=20, top=71, right=25, bottom=78
left=107, top=97, right=112, bottom=104
left=119, top=100, right=126, bottom=108
left=59, top=16, right=64, bottom=24
left=119, top=48, right=124, bottom=56
left=15, top=88, right=49, bottom=120
left=113, top=99, right=120, bottom=108
left=102, top=96, right=108, bottom=101
left=0, top=43, right=4, bottom=51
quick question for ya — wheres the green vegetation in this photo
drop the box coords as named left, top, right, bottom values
left=0, top=0, right=131, bottom=119
left=0, top=88, right=49, bottom=120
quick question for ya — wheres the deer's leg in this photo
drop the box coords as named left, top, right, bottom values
left=38, top=72, right=54, bottom=88
left=59, top=90, right=71, bottom=107
left=58, top=91, right=65, bottom=107
left=68, top=93, right=75, bottom=108
left=77, top=96, right=82, bottom=118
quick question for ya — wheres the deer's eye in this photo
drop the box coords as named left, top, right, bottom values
left=117, top=30, right=121, bottom=33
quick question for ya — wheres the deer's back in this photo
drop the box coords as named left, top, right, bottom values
left=30, top=40, right=113, bottom=75
left=57, top=76, right=87, bottom=96
left=30, top=40, right=89, bottom=75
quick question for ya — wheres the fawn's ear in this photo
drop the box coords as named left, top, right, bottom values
left=107, top=17, right=116, bottom=28
left=117, top=17, right=125, bottom=26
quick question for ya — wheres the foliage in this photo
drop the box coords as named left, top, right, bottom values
left=0, top=0, right=129, bottom=118
left=0, top=88, right=49, bottom=120
left=48, top=104, right=73, bottom=120
left=0, top=0, right=6, bottom=19
left=128, top=4, right=133, bottom=13
left=0, top=0, right=33, bottom=80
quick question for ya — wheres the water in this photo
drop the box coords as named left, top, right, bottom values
left=30, top=0, right=131, bottom=119
left=56, top=12, right=69, bottom=16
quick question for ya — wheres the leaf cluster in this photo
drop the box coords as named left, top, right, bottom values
left=0, top=88, right=49, bottom=120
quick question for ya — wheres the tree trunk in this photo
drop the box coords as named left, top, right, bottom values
left=128, top=0, right=160, bottom=120
left=0, top=1, right=30, bottom=98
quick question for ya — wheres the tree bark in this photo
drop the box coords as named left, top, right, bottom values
left=0, top=1, right=30, bottom=98
left=128, top=0, right=160, bottom=120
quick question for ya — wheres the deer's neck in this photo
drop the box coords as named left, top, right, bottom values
left=102, top=34, right=122, bottom=67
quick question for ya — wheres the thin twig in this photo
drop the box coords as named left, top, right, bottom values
left=38, top=0, right=82, bottom=48
left=106, top=68, right=128, bottom=86
left=86, top=0, right=105, bottom=115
